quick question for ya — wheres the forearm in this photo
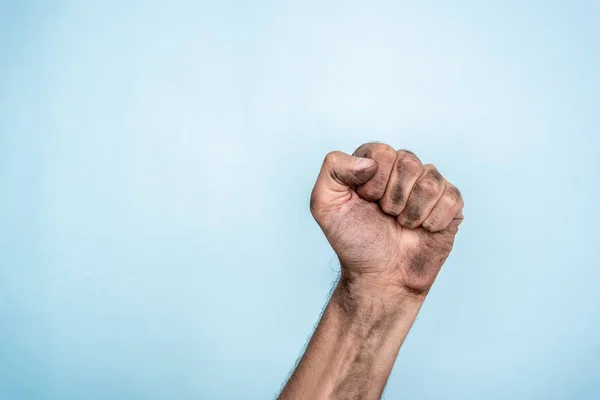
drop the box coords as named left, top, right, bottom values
left=279, top=275, right=425, bottom=400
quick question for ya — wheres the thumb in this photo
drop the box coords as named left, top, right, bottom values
left=317, top=151, right=378, bottom=192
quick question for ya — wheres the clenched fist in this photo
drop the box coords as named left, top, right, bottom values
left=310, top=143, right=464, bottom=298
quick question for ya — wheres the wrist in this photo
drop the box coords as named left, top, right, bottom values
left=337, top=270, right=428, bottom=306
left=331, top=272, right=425, bottom=333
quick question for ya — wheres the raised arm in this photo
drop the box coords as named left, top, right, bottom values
left=279, top=143, right=464, bottom=399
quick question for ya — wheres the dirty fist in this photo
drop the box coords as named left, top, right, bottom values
left=310, top=143, right=464, bottom=298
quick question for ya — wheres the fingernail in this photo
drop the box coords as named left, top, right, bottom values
left=354, top=158, right=375, bottom=170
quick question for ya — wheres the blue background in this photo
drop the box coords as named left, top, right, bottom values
left=1, top=1, right=599, bottom=399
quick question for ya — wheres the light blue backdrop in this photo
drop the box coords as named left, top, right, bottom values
left=1, top=1, right=599, bottom=399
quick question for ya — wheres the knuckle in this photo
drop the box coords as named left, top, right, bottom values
left=443, top=191, right=459, bottom=208
left=453, top=185, right=463, bottom=200
left=414, top=177, right=441, bottom=197
left=353, top=142, right=396, bottom=159
left=352, top=143, right=369, bottom=157
left=324, top=150, right=341, bottom=166
left=446, top=185, right=463, bottom=205
left=370, top=143, right=397, bottom=159
left=396, top=149, right=421, bottom=161
left=423, top=164, right=443, bottom=181
left=396, top=156, right=422, bottom=177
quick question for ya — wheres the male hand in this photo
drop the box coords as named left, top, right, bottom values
left=310, top=143, right=464, bottom=299
left=280, top=143, right=465, bottom=399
